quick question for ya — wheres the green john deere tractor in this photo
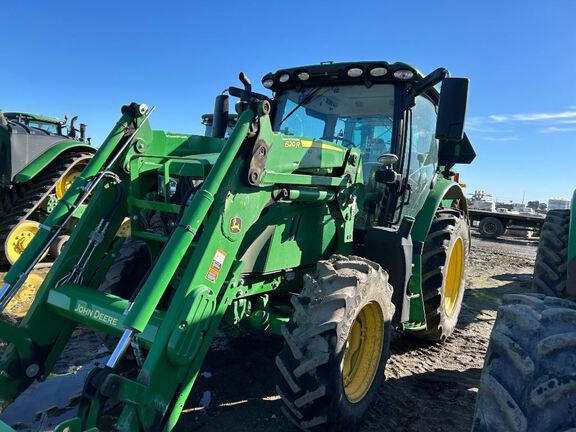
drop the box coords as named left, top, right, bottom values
left=0, top=111, right=95, bottom=266
left=473, top=201, right=576, bottom=431
left=0, top=61, right=475, bottom=432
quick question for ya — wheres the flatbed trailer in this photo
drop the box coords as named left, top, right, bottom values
left=469, top=209, right=545, bottom=238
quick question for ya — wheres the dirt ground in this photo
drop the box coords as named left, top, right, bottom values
left=0, top=231, right=538, bottom=432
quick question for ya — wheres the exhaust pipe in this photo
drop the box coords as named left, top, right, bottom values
left=80, top=123, right=86, bottom=142
left=212, top=95, right=229, bottom=139
left=68, top=116, right=78, bottom=139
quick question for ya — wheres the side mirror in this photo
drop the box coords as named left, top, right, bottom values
left=375, top=153, right=401, bottom=184
left=212, top=95, right=230, bottom=139
left=377, top=153, right=399, bottom=166
left=436, top=78, right=469, bottom=141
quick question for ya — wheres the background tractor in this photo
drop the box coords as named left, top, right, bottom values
left=473, top=200, right=576, bottom=430
left=0, top=61, right=474, bottom=432
left=0, top=111, right=94, bottom=266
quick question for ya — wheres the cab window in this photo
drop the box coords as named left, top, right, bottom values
left=401, top=95, right=439, bottom=219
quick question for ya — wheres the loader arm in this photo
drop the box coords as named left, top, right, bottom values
left=0, top=99, right=361, bottom=431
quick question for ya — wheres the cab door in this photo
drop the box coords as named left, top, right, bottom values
left=400, top=95, right=439, bottom=220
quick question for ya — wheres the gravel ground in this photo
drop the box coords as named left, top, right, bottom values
left=0, top=230, right=537, bottom=431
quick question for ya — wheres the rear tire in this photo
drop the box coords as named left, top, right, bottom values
left=478, top=216, right=505, bottom=238
left=532, top=209, right=571, bottom=299
left=472, top=294, right=576, bottom=432
left=410, top=208, right=469, bottom=341
left=276, top=255, right=394, bottom=431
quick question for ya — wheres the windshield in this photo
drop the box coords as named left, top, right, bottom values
left=273, top=84, right=395, bottom=169
left=27, top=120, right=60, bottom=134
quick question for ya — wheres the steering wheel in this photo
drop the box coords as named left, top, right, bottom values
left=328, top=136, right=356, bottom=148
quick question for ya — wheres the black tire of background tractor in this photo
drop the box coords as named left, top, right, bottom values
left=478, top=216, right=505, bottom=238
left=49, top=235, right=70, bottom=260
left=410, top=208, right=469, bottom=342
left=472, top=294, right=576, bottom=432
left=0, top=151, right=93, bottom=268
left=276, top=255, right=394, bottom=432
left=97, top=239, right=151, bottom=352
left=532, top=209, right=571, bottom=300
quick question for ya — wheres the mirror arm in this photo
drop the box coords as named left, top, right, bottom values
left=410, top=68, right=450, bottom=97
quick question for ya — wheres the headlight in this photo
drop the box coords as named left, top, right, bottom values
left=297, top=71, right=310, bottom=81
left=369, top=67, right=388, bottom=77
left=347, top=67, right=364, bottom=78
left=394, top=69, right=414, bottom=80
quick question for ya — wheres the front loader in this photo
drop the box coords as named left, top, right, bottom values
left=472, top=196, right=576, bottom=431
left=0, top=61, right=475, bottom=431
left=0, top=111, right=95, bottom=266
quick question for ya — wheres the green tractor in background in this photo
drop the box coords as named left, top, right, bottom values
left=0, top=60, right=474, bottom=431
left=0, top=111, right=95, bottom=266
left=473, top=203, right=576, bottom=430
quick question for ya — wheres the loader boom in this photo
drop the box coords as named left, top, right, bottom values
left=0, top=98, right=361, bottom=430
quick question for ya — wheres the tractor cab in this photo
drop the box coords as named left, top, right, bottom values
left=214, top=62, right=475, bottom=230
left=3, top=112, right=64, bottom=135
left=201, top=113, right=238, bottom=137
left=3, top=112, right=88, bottom=142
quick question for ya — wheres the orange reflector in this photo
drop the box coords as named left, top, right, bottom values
left=459, top=183, right=467, bottom=188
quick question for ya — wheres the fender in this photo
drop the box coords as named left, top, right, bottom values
left=13, top=141, right=95, bottom=183
left=404, top=177, right=467, bottom=330
left=412, top=177, right=468, bottom=244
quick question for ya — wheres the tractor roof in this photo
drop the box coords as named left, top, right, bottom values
left=3, top=112, right=63, bottom=124
left=262, top=61, right=435, bottom=96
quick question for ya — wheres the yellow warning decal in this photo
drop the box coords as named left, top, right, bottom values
left=206, top=249, right=227, bottom=283
left=283, top=138, right=344, bottom=153
left=300, top=139, right=344, bottom=153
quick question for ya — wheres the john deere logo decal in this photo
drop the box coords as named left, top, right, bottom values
left=229, top=216, right=242, bottom=234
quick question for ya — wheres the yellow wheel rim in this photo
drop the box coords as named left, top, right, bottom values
left=5, top=220, right=48, bottom=264
left=116, top=218, right=132, bottom=237
left=2, top=273, right=44, bottom=319
left=342, top=302, right=384, bottom=403
left=55, top=164, right=85, bottom=199
left=444, top=238, right=465, bottom=316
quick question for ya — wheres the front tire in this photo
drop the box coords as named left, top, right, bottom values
left=410, top=208, right=469, bottom=341
left=472, top=294, right=576, bottom=432
left=97, top=239, right=150, bottom=352
left=276, top=255, right=394, bottom=431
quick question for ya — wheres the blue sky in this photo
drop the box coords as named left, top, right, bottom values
left=2, top=1, right=575, bottom=203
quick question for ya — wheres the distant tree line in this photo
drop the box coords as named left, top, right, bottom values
left=495, top=201, right=547, bottom=211
left=527, top=201, right=548, bottom=211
